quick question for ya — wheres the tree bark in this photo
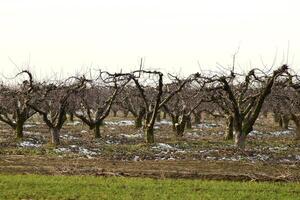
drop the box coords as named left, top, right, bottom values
left=112, top=110, right=117, bottom=117
left=69, top=113, right=74, bottom=122
left=94, top=123, right=101, bottom=138
left=175, top=115, right=188, bottom=137
left=278, top=116, right=283, bottom=128
left=186, top=115, right=192, bottom=129
left=194, top=113, right=201, bottom=124
left=225, top=115, right=234, bottom=140
left=162, top=112, right=167, bottom=119
left=123, top=110, right=129, bottom=117
left=234, top=131, right=246, bottom=149
left=171, top=115, right=179, bottom=131
left=295, top=126, right=300, bottom=140
left=145, top=126, right=154, bottom=143
left=135, top=115, right=143, bottom=129
left=290, top=114, right=300, bottom=140
left=50, top=128, right=60, bottom=145
left=282, top=115, right=289, bottom=129
left=156, top=111, right=161, bottom=122
left=15, top=120, right=25, bottom=139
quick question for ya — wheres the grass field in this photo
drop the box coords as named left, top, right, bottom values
left=0, top=174, right=299, bottom=200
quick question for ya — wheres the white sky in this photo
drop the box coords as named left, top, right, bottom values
left=0, top=0, right=299, bottom=78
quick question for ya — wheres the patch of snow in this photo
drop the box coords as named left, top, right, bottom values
left=194, top=123, right=218, bottom=129
left=269, top=146, right=288, bottom=152
left=154, top=126, right=160, bottom=129
left=23, top=131, right=41, bottom=136
left=133, top=155, right=140, bottom=161
left=185, top=132, right=200, bottom=138
left=105, top=120, right=135, bottom=126
left=269, top=130, right=292, bottom=136
left=248, top=130, right=264, bottom=136
left=54, top=147, right=71, bottom=153
left=206, top=156, right=217, bottom=160
left=295, top=155, right=300, bottom=160
left=156, top=120, right=172, bottom=125
left=75, top=111, right=83, bottom=115
left=60, top=134, right=78, bottom=140
left=66, top=121, right=81, bottom=126
left=23, top=124, right=36, bottom=128
left=152, top=143, right=174, bottom=150
left=120, top=133, right=143, bottom=139
left=79, top=147, right=97, bottom=156
left=19, top=141, right=41, bottom=148
left=81, top=130, right=88, bottom=134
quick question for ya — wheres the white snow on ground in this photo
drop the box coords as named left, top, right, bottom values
left=194, top=123, right=218, bottom=129
left=268, top=146, right=288, bottom=152
left=78, top=147, right=97, bottom=156
left=66, top=121, right=81, bottom=126
left=23, top=131, right=41, bottom=136
left=23, top=124, right=36, bottom=128
left=54, top=146, right=99, bottom=158
left=152, top=143, right=174, bottom=150
left=120, top=133, right=143, bottom=139
left=19, top=140, right=41, bottom=148
left=185, top=132, right=200, bottom=138
left=60, top=133, right=78, bottom=140
left=296, top=155, right=300, bottom=160
left=54, top=148, right=71, bottom=153
left=269, top=130, right=292, bottom=136
left=248, top=130, right=264, bottom=136
left=105, top=120, right=135, bottom=126
left=156, top=120, right=172, bottom=126
left=133, top=155, right=140, bottom=161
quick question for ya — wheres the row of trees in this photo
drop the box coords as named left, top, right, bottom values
left=0, top=64, right=299, bottom=149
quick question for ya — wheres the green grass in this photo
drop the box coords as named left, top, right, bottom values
left=0, top=175, right=299, bottom=200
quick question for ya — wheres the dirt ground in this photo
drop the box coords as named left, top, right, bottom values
left=0, top=114, right=299, bottom=181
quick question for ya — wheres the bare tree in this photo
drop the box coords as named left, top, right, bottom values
left=74, top=72, right=130, bottom=138
left=0, top=71, right=36, bottom=138
left=28, top=76, right=87, bottom=145
left=206, top=65, right=288, bottom=148
left=130, top=70, right=195, bottom=143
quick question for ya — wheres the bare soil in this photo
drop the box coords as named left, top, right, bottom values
left=0, top=115, right=299, bottom=181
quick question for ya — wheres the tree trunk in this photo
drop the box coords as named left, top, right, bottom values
left=162, top=112, right=167, bottom=119
left=295, top=126, right=300, bottom=140
left=290, top=114, right=300, bottom=140
left=156, top=111, right=161, bottom=122
left=282, top=115, right=289, bottom=129
left=50, top=128, right=60, bottom=145
left=123, top=110, right=129, bottom=117
left=145, top=126, right=154, bottom=143
left=175, top=115, right=188, bottom=137
left=273, top=112, right=280, bottom=122
left=135, top=115, right=143, bottom=129
left=234, top=131, right=246, bottom=149
left=225, top=115, right=234, bottom=140
left=278, top=116, right=283, bottom=128
left=94, top=123, right=101, bottom=138
left=194, top=113, right=201, bottom=124
left=186, top=115, right=192, bottom=129
left=15, top=120, right=25, bottom=139
left=262, top=111, right=268, bottom=118
left=171, top=115, right=179, bottom=131
left=69, top=113, right=74, bottom=122
left=113, top=110, right=117, bottom=117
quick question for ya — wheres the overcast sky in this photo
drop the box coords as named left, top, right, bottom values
left=0, top=0, right=299, bottom=78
